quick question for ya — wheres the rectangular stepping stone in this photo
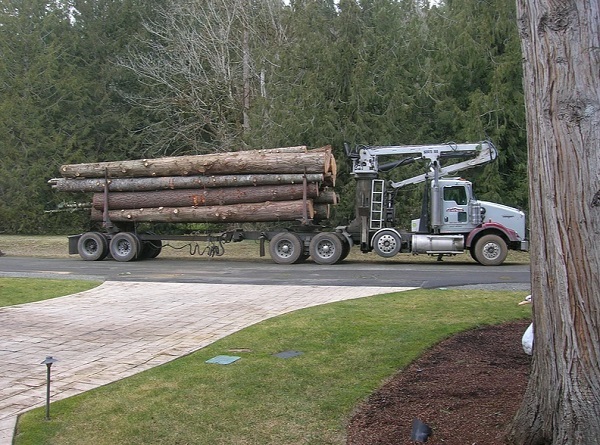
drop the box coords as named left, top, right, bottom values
left=205, top=355, right=241, bottom=365
left=274, top=350, right=303, bottom=359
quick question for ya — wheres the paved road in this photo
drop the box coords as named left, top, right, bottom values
left=0, top=256, right=531, bottom=289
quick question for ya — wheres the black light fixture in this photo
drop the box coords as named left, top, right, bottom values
left=41, top=356, right=58, bottom=420
left=411, top=418, right=432, bottom=443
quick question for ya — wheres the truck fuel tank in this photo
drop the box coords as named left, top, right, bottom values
left=411, top=234, right=464, bottom=254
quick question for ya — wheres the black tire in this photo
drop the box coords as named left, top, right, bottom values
left=77, top=232, right=108, bottom=261
left=140, top=239, right=162, bottom=259
left=372, top=230, right=401, bottom=258
left=309, top=232, right=343, bottom=265
left=337, top=234, right=351, bottom=261
left=269, top=232, right=304, bottom=264
left=471, top=234, right=508, bottom=266
left=109, top=232, right=140, bottom=262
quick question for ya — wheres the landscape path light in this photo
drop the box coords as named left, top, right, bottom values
left=41, top=356, right=58, bottom=420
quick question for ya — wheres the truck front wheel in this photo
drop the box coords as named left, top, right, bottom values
left=372, top=230, right=401, bottom=258
left=471, top=234, right=507, bottom=266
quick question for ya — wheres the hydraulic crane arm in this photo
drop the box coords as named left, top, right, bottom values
left=389, top=141, right=497, bottom=189
left=349, top=140, right=497, bottom=181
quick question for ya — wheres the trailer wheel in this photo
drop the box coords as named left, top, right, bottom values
left=471, top=234, right=507, bottom=266
left=77, top=232, right=108, bottom=261
left=109, top=232, right=140, bottom=262
left=372, top=230, right=401, bottom=258
left=269, top=232, right=304, bottom=264
left=140, top=240, right=162, bottom=259
left=309, top=232, right=343, bottom=265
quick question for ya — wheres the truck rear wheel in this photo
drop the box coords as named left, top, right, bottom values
left=269, top=232, right=304, bottom=264
left=471, top=234, right=507, bottom=266
left=372, top=230, right=401, bottom=258
left=338, top=234, right=351, bottom=261
left=109, top=232, right=140, bottom=262
left=77, top=232, right=108, bottom=261
left=309, top=232, right=343, bottom=265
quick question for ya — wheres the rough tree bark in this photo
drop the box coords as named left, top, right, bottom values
left=91, top=183, right=320, bottom=210
left=314, top=189, right=339, bottom=205
left=313, top=204, right=330, bottom=222
left=90, top=200, right=314, bottom=223
left=508, top=1, right=600, bottom=444
left=49, top=173, right=327, bottom=192
left=59, top=147, right=334, bottom=179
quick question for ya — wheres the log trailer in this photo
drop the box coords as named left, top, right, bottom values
left=66, top=140, right=528, bottom=266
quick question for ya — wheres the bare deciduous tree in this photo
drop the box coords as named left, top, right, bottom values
left=508, top=1, right=600, bottom=443
left=117, top=0, right=285, bottom=155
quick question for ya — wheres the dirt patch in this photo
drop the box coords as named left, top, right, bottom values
left=347, top=321, right=531, bottom=445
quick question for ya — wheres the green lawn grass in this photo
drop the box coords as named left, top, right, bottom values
left=14, top=288, right=531, bottom=445
left=0, top=278, right=100, bottom=307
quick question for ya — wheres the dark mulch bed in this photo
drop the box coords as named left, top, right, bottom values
left=347, top=321, right=531, bottom=445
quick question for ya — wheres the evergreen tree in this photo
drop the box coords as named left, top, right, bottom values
left=67, top=0, right=160, bottom=162
left=0, top=0, right=527, bottom=234
left=247, top=0, right=341, bottom=149
left=0, top=0, right=158, bottom=233
left=0, top=0, right=81, bottom=232
left=425, top=0, right=527, bottom=208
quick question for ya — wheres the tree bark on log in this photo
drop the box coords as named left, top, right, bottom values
left=313, top=204, right=330, bottom=222
left=49, top=173, right=325, bottom=193
left=91, top=183, right=320, bottom=210
left=314, top=189, right=339, bottom=205
left=90, top=200, right=314, bottom=223
left=60, top=147, right=333, bottom=179
left=253, top=145, right=307, bottom=153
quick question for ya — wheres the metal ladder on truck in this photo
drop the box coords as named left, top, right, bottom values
left=370, top=179, right=385, bottom=229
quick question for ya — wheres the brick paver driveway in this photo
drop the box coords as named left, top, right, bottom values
left=0, top=281, right=413, bottom=444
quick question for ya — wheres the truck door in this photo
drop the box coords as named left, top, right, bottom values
left=441, top=185, right=469, bottom=231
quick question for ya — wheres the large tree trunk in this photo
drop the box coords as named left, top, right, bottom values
left=508, top=2, right=600, bottom=444
left=91, top=183, right=320, bottom=210
left=60, top=146, right=334, bottom=179
left=90, top=200, right=314, bottom=223
left=49, top=173, right=326, bottom=193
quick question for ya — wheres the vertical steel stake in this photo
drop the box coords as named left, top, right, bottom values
left=302, top=169, right=308, bottom=224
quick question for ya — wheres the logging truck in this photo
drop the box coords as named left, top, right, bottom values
left=54, top=141, right=528, bottom=266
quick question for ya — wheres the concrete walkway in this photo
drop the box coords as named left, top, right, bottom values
left=0, top=282, right=413, bottom=444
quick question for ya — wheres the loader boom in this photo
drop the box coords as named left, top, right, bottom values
left=349, top=140, right=497, bottom=178
left=388, top=141, right=497, bottom=189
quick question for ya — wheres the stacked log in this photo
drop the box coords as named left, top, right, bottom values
left=50, top=146, right=338, bottom=224
left=48, top=173, right=327, bottom=193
